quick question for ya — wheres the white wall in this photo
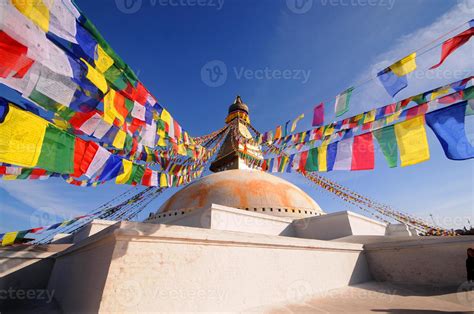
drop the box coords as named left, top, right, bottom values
left=293, top=211, right=387, bottom=240
left=365, top=236, right=474, bottom=285
left=47, top=222, right=372, bottom=312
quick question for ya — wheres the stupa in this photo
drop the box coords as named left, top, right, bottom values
left=0, top=97, right=472, bottom=313
left=149, top=96, right=324, bottom=222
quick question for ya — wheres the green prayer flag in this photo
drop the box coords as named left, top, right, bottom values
left=36, top=125, right=75, bottom=173
left=335, top=87, right=353, bottom=117
left=373, top=125, right=398, bottom=168
left=305, top=147, right=319, bottom=172
left=132, top=165, right=145, bottom=184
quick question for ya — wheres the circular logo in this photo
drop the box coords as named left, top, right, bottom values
left=115, top=280, right=143, bottom=308
left=286, top=0, right=313, bottom=14
left=115, top=0, right=143, bottom=14
left=30, top=209, right=66, bottom=229
left=286, top=280, right=313, bottom=303
left=458, top=0, right=474, bottom=14
left=201, top=60, right=227, bottom=87
left=457, top=281, right=474, bottom=308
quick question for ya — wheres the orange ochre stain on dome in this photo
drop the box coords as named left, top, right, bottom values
left=159, top=171, right=321, bottom=213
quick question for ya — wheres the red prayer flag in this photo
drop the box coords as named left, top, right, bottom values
left=299, top=150, right=309, bottom=172
left=430, top=27, right=474, bottom=69
left=312, top=103, right=324, bottom=126
left=351, top=133, right=374, bottom=170
left=0, top=31, right=33, bottom=78
left=80, top=142, right=99, bottom=174
left=141, top=168, right=153, bottom=186
left=72, top=138, right=88, bottom=177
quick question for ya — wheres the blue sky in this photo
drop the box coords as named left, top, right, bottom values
left=1, top=0, right=473, bottom=232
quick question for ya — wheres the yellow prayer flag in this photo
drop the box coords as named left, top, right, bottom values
left=178, top=143, right=187, bottom=156
left=323, top=125, right=334, bottom=136
left=82, top=59, right=108, bottom=93
left=394, top=116, right=430, bottom=167
left=95, top=45, right=114, bottom=73
left=116, top=159, right=133, bottom=184
left=161, top=108, right=172, bottom=126
left=386, top=111, right=402, bottom=124
left=275, top=126, right=282, bottom=140
left=363, top=110, right=376, bottom=123
left=113, top=129, right=126, bottom=149
left=157, top=129, right=167, bottom=147
left=430, top=87, right=450, bottom=101
left=159, top=173, right=168, bottom=188
left=390, top=53, right=417, bottom=77
left=291, top=114, right=305, bottom=132
left=13, top=0, right=50, bottom=32
left=2, top=175, right=19, bottom=180
left=103, top=90, right=116, bottom=124
left=318, top=145, right=328, bottom=172
left=0, top=105, right=48, bottom=167
left=2, top=232, right=19, bottom=246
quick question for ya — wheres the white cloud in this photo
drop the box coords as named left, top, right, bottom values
left=0, top=180, right=86, bottom=219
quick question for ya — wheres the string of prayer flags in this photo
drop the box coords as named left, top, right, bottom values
left=430, top=22, right=474, bottom=69
left=394, top=115, right=430, bottom=167
left=312, top=103, right=324, bottom=126
left=426, top=100, right=474, bottom=160
left=335, top=87, right=353, bottom=117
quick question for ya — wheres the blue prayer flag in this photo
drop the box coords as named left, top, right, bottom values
left=378, top=69, right=408, bottom=98
left=425, top=101, right=474, bottom=160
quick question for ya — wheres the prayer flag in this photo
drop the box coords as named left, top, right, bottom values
left=333, top=137, right=353, bottom=170
left=335, top=88, right=353, bottom=117
left=373, top=125, right=398, bottom=168
left=12, top=0, right=50, bottom=32
left=82, top=59, right=108, bottom=94
left=327, top=142, right=338, bottom=171
left=312, top=103, right=324, bottom=126
left=394, top=116, right=430, bottom=167
left=318, top=145, right=328, bottom=172
left=426, top=101, right=474, bottom=160
left=36, top=125, right=75, bottom=173
left=0, top=104, right=47, bottom=167
left=305, top=148, right=318, bottom=172
left=377, top=68, right=408, bottom=98
left=389, top=53, right=417, bottom=76
left=98, top=155, right=123, bottom=181
left=351, top=133, right=374, bottom=170
left=291, top=114, right=305, bottom=133
left=430, top=27, right=474, bottom=69
left=2, top=231, right=18, bottom=246
left=116, top=159, right=134, bottom=184
left=275, top=126, right=282, bottom=140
